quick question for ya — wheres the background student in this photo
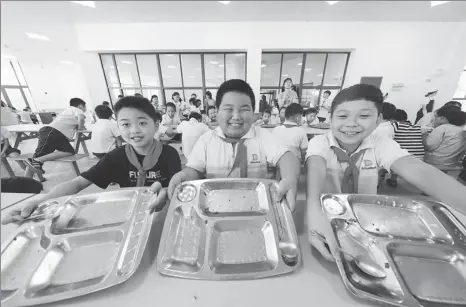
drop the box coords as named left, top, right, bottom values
left=176, top=112, right=210, bottom=158
left=302, top=107, right=319, bottom=126
left=90, top=105, right=123, bottom=159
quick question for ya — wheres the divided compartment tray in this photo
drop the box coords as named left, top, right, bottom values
left=1, top=188, right=155, bottom=307
left=157, top=178, right=301, bottom=280
left=320, top=194, right=466, bottom=307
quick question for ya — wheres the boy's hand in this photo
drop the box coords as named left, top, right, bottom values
left=276, top=177, right=298, bottom=212
left=1, top=199, right=41, bottom=225
left=308, top=202, right=336, bottom=262
left=148, top=182, right=169, bottom=212
left=167, top=171, right=187, bottom=200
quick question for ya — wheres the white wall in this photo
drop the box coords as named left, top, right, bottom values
left=73, top=21, right=466, bottom=120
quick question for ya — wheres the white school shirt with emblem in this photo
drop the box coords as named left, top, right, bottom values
left=49, top=106, right=85, bottom=140
left=90, top=119, right=121, bottom=153
left=187, top=125, right=288, bottom=178
left=272, top=121, right=308, bottom=162
left=305, top=131, right=410, bottom=194
left=176, top=118, right=210, bottom=157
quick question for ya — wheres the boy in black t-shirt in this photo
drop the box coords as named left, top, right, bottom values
left=2, top=96, right=180, bottom=224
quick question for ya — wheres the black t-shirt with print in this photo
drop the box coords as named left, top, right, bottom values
left=81, top=145, right=181, bottom=188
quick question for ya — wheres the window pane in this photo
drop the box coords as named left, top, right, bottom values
left=109, top=88, right=122, bottom=103
left=1, top=60, right=19, bottom=86
left=5, top=88, right=27, bottom=110
left=23, top=88, right=37, bottom=112
left=123, top=88, right=141, bottom=96
left=181, top=54, right=202, bottom=87
left=260, top=88, right=280, bottom=108
left=142, top=89, right=163, bottom=103
left=115, top=55, right=140, bottom=88
left=12, top=61, right=27, bottom=85
left=303, top=54, right=326, bottom=86
left=301, top=89, right=320, bottom=108
left=261, top=54, right=281, bottom=87
left=453, top=71, right=466, bottom=99
left=226, top=53, right=246, bottom=80
left=323, top=54, right=348, bottom=86
left=204, top=54, right=225, bottom=87
left=160, top=54, right=183, bottom=87
left=164, top=89, right=185, bottom=104
left=280, top=53, right=303, bottom=87
left=136, top=55, right=161, bottom=87
left=101, top=55, right=119, bottom=87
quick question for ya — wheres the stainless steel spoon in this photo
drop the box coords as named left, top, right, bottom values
left=337, top=248, right=387, bottom=279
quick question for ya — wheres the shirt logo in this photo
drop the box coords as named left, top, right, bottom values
left=361, top=159, right=377, bottom=170
left=129, top=170, right=162, bottom=179
left=250, top=154, right=260, bottom=164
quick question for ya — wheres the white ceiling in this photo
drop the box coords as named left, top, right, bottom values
left=2, top=1, right=466, bottom=60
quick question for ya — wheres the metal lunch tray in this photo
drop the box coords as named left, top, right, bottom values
left=1, top=188, right=155, bottom=307
left=320, top=194, right=466, bottom=307
left=157, top=178, right=301, bottom=280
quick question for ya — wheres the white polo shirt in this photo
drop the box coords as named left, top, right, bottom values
left=161, top=114, right=181, bottom=126
left=272, top=121, right=308, bottom=162
left=90, top=119, right=121, bottom=154
left=372, top=121, right=395, bottom=140
left=305, top=131, right=410, bottom=194
left=49, top=106, right=85, bottom=140
left=187, top=125, right=289, bottom=179
left=176, top=118, right=210, bottom=157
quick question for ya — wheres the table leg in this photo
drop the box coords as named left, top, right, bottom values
left=1, top=157, right=16, bottom=178
left=13, top=132, right=24, bottom=149
left=74, top=133, right=82, bottom=154
left=80, top=138, right=89, bottom=155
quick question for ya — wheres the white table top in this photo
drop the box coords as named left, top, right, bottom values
left=1, top=192, right=465, bottom=307
left=4, top=124, right=43, bottom=133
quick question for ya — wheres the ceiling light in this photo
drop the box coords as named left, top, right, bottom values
left=166, top=76, right=172, bottom=78
left=121, top=60, right=133, bottom=64
left=218, top=1, right=231, bottom=4
left=297, top=63, right=303, bottom=66
left=261, top=64, right=267, bottom=67
left=209, top=61, right=219, bottom=65
left=167, top=65, right=176, bottom=69
left=217, top=75, right=223, bottom=78
left=70, top=1, right=95, bottom=8
left=59, top=60, right=74, bottom=65
left=234, top=53, right=244, bottom=56
left=1, top=54, right=16, bottom=60
left=305, top=68, right=312, bottom=71
left=187, top=76, right=196, bottom=79
left=219, top=64, right=224, bottom=68
left=326, top=1, right=339, bottom=5
left=165, top=54, right=175, bottom=57
left=431, top=1, right=450, bottom=7
left=195, top=68, right=201, bottom=70
left=282, top=74, right=289, bottom=77
left=25, top=32, right=50, bottom=41
left=317, top=73, right=323, bottom=77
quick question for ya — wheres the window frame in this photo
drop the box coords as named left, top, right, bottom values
left=1, top=60, right=36, bottom=111
left=453, top=67, right=466, bottom=101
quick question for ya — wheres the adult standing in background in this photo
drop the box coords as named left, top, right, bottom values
left=415, top=90, right=437, bottom=125
left=278, top=78, right=298, bottom=108
left=204, top=91, right=216, bottom=109
left=259, top=95, right=268, bottom=113
left=317, top=90, right=332, bottom=123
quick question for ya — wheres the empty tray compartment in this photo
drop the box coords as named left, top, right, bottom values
left=349, top=195, right=451, bottom=241
left=199, top=181, right=269, bottom=216
left=25, top=230, right=123, bottom=298
left=1, top=226, right=51, bottom=296
left=50, top=190, right=138, bottom=234
left=387, top=243, right=466, bottom=305
left=332, top=219, right=404, bottom=303
left=161, top=206, right=206, bottom=273
left=209, top=219, right=278, bottom=274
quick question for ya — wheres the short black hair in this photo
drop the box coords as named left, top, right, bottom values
left=95, top=105, right=113, bottom=119
left=191, top=93, right=197, bottom=97
left=216, top=79, right=255, bottom=111
left=189, top=98, right=197, bottom=105
left=330, top=84, right=384, bottom=115
left=263, top=108, right=271, bottom=115
left=195, top=99, right=202, bottom=107
left=151, top=95, right=158, bottom=100
left=444, top=100, right=462, bottom=109
left=172, top=92, right=180, bottom=99
left=395, top=109, right=408, bottom=122
left=323, top=90, right=332, bottom=96
left=102, top=101, right=110, bottom=107
left=206, top=91, right=213, bottom=99
left=117, top=95, right=124, bottom=99
left=436, top=106, right=466, bottom=126
left=134, top=93, right=142, bottom=97
left=381, top=102, right=397, bottom=120
left=166, top=102, right=176, bottom=111
left=1, top=176, right=43, bottom=194
left=70, top=98, right=86, bottom=108
left=189, top=112, right=202, bottom=122
left=207, top=106, right=216, bottom=113
left=285, top=103, right=303, bottom=118
left=114, top=96, right=161, bottom=124
left=304, top=107, right=318, bottom=116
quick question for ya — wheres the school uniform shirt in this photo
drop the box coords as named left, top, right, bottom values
left=19, top=111, right=32, bottom=123
left=1, top=106, right=20, bottom=126
left=1, top=126, right=11, bottom=144
left=161, top=114, right=181, bottom=126
left=81, top=144, right=181, bottom=188
left=187, top=125, right=289, bottom=179
left=278, top=90, right=298, bottom=108
left=272, top=121, right=308, bottom=162
left=371, top=121, right=395, bottom=140
left=317, top=98, right=332, bottom=122
left=49, top=106, right=85, bottom=140
left=305, top=131, right=410, bottom=194
left=424, top=124, right=466, bottom=168
left=154, top=124, right=170, bottom=141
left=90, top=119, right=121, bottom=154
left=301, top=117, right=320, bottom=126
left=177, top=118, right=210, bottom=157
left=393, top=122, right=425, bottom=159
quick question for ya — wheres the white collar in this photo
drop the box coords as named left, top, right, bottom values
left=283, top=121, right=298, bottom=126
left=327, top=130, right=373, bottom=155
left=214, top=126, right=256, bottom=140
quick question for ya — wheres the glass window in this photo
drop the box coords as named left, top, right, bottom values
left=23, top=88, right=37, bottom=112
left=101, top=55, right=120, bottom=87
left=318, top=89, right=340, bottom=108
left=159, top=54, right=183, bottom=87
left=164, top=89, right=185, bottom=104
left=115, top=55, right=140, bottom=88
left=204, top=54, right=224, bottom=87
left=301, top=89, right=320, bottom=108
left=109, top=88, right=122, bottom=103
left=11, top=61, right=27, bottom=86
left=302, top=54, right=326, bottom=86
left=1, top=92, right=6, bottom=104
left=1, top=60, right=19, bottom=86
left=226, top=53, right=246, bottom=80
left=453, top=69, right=466, bottom=100
left=323, top=54, right=348, bottom=86
left=181, top=54, right=202, bottom=87
left=261, top=54, right=281, bottom=87
left=280, top=53, right=303, bottom=87
left=122, top=88, right=140, bottom=96
left=142, top=89, right=162, bottom=103
left=184, top=89, right=203, bottom=103
left=205, top=88, right=219, bottom=104
left=136, top=55, right=161, bottom=87
left=5, top=88, right=27, bottom=110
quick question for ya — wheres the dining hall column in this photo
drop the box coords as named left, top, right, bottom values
left=247, top=47, right=262, bottom=113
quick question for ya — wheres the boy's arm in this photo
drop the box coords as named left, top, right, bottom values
left=392, top=156, right=466, bottom=215
left=1, top=177, right=92, bottom=224
left=423, top=127, right=444, bottom=151
left=1, top=139, right=10, bottom=156
left=276, top=152, right=300, bottom=211
left=77, top=114, right=86, bottom=130
left=115, top=136, right=124, bottom=147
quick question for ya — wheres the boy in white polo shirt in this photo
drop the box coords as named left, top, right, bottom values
left=176, top=112, right=210, bottom=157
left=168, top=79, right=301, bottom=211
left=306, top=84, right=466, bottom=261
left=272, top=104, right=308, bottom=163
left=90, top=105, right=123, bottom=159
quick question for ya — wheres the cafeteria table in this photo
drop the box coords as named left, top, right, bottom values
left=75, top=128, right=92, bottom=155
left=3, top=189, right=464, bottom=307
left=260, top=124, right=329, bottom=138
left=4, top=124, right=43, bottom=148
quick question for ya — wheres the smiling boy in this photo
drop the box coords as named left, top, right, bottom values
left=168, top=79, right=301, bottom=211
left=306, top=84, right=466, bottom=261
